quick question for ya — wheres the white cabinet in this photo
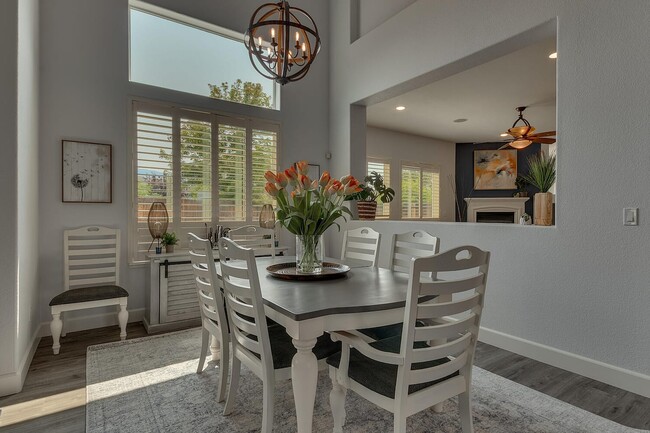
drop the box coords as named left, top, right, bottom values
left=144, top=253, right=204, bottom=333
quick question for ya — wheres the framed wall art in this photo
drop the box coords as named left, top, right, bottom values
left=473, top=149, right=517, bottom=190
left=62, top=140, right=112, bottom=203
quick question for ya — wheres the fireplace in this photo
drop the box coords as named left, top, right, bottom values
left=476, top=211, right=515, bottom=224
left=464, top=197, right=529, bottom=223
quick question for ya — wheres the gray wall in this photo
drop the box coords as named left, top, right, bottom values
left=367, top=126, right=456, bottom=221
left=329, top=0, right=650, bottom=387
left=37, top=0, right=329, bottom=331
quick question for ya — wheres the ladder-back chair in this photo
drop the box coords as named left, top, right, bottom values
left=49, top=226, right=128, bottom=354
left=328, top=245, right=490, bottom=433
left=188, top=233, right=230, bottom=402
left=218, top=237, right=340, bottom=433
left=340, top=227, right=381, bottom=267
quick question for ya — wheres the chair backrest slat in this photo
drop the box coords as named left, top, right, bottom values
left=416, top=293, right=481, bottom=319
left=228, top=225, right=276, bottom=257
left=407, top=350, right=469, bottom=385
left=411, top=333, right=473, bottom=363
left=419, top=274, right=486, bottom=296
left=413, top=314, right=477, bottom=341
left=188, top=233, right=228, bottom=331
left=341, top=227, right=381, bottom=267
left=396, top=245, right=490, bottom=396
left=218, top=237, right=272, bottom=372
left=64, top=226, right=120, bottom=291
left=389, top=230, right=439, bottom=276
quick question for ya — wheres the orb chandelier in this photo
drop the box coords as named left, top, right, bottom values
left=245, top=1, right=321, bottom=85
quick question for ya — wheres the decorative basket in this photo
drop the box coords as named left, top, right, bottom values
left=357, top=201, right=378, bottom=220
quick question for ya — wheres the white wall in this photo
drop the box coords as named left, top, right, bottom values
left=0, top=0, right=41, bottom=396
left=0, top=0, right=19, bottom=381
left=329, top=0, right=650, bottom=393
left=38, top=0, right=329, bottom=329
left=367, top=126, right=455, bottom=221
left=16, top=0, right=40, bottom=379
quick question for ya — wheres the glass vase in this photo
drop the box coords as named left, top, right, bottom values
left=296, top=235, right=323, bottom=274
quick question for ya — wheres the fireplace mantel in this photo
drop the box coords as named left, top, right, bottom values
left=464, top=197, right=530, bottom=223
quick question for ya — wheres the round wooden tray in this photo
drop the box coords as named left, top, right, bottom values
left=266, top=262, right=351, bottom=281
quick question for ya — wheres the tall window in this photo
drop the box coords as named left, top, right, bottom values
left=367, top=158, right=391, bottom=219
left=132, top=100, right=278, bottom=262
left=129, top=3, right=279, bottom=110
left=401, top=163, right=440, bottom=220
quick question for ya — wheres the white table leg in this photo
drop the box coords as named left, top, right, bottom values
left=291, top=337, right=318, bottom=433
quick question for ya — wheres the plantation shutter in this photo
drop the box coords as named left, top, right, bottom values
left=401, top=165, right=421, bottom=219
left=251, top=126, right=279, bottom=220
left=218, top=122, right=247, bottom=222
left=134, top=104, right=174, bottom=261
left=131, top=101, right=280, bottom=263
left=367, top=158, right=391, bottom=219
left=422, top=167, right=440, bottom=219
left=180, top=115, right=212, bottom=224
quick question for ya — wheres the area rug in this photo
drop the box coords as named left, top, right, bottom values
left=86, top=329, right=646, bottom=433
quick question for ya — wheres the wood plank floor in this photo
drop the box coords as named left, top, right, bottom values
left=1, top=323, right=648, bottom=432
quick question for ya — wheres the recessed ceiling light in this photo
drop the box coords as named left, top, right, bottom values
left=453, top=118, right=468, bottom=123
left=395, top=106, right=406, bottom=111
left=549, top=52, right=557, bottom=59
left=500, top=133, right=509, bottom=137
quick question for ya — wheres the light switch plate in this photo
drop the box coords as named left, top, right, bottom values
left=624, top=208, right=638, bottom=226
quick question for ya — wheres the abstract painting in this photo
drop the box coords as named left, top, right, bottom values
left=473, top=149, right=517, bottom=190
left=62, top=140, right=112, bottom=203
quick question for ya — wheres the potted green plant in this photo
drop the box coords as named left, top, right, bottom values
left=348, top=171, right=396, bottom=220
left=514, top=175, right=529, bottom=197
left=161, top=232, right=178, bottom=253
left=522, top=153, right=556, bottom=226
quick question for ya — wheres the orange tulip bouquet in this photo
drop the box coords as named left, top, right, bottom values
left=264, top=161, right=362, bottom=273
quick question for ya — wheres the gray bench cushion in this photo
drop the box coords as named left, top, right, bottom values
left=49, top=285, right=129, bottom=306
left=327, top=335, right=458, bottom=398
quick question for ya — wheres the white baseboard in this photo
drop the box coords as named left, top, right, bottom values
left=479, top=326, right=650, bottom=398
left=38, top=308, right=145, bottom=338
left=0, top=326, right=40, bottom=397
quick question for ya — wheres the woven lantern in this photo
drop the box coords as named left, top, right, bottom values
left=147, top=201, right=169, bottom=251
left=259, top=204, right=276, bottom=229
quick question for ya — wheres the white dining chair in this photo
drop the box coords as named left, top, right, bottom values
left=49, top=226, right=129, bottom=355
left=328, top=245, right=490, bottom=433
left=217, top=237, right=341, bottom=433
left=359, top=230, right=441, bottom=341
left=227, top=225, right=276, bottom=257
left=340, top=227, right=381, bottom=267
left=188, top=233, right=230, bottom=403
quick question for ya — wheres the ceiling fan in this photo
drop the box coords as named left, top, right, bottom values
left=499, top=106, right=556, bottom=150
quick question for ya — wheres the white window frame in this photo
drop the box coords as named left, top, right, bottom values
left=129, top=0, right=281, bottom=110
left=400, top=161, right=441, bottom=221
left=129, top=98, right=280, bottom=264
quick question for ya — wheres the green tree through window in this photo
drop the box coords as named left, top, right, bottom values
left=209, top=79, right=272, bottom=109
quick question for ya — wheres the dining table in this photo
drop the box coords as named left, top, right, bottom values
left=217, top=255, right=435, bottom=433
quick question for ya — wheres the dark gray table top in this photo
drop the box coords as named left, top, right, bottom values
left=255, top=256, right=412, bottom=321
